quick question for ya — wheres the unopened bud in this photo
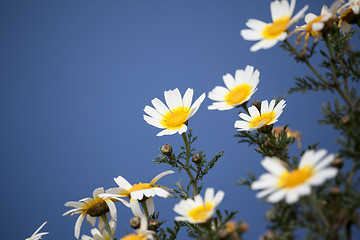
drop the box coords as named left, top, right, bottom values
left=87, top=201, right=109, bottom=217
left=265, top=207, right=277, bottom=222
left=239, top=222, right=249, bottom=233
left=160, top=144, right=172, bottom=155
left=341, top=115, right=350, bottom=124
left=331, top=158, right=344, bottom=168
left=258, top=124, right=273, bottom=134
left=329, top=187, right=341, bottom=196
left=192, top=153, right=200, bottom=163
left=251, top=99, right=261, bottom=110
left=149, top=219, right=161, bottom=230
left=217, top=229, right=228, bottom=239
left=130, top=216, right=141, bottom=229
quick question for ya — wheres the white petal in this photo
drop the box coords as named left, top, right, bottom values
left=183, top=88, right=194, bottom=109
left=189, top=93, right=206, bottom=117
left=305, top=13, right=317, bottom=23
left=285, top=189, right=300, bottom=204
left=208, top=102, right=233, bottom=111
left=267, top=190, right=286, bottom=203
left=146, top=197, right=155, bottom=216
left=143, top=115, right=164, bottom=129
left=105, top=199, right=117, bottom=220
left=248, top=105, right=260, bottom=118
left=208, top=86, right=229, bottom=101
left=75, top=214, right=85, bottom=239
left=245, top=18, right=267, bottom=30
left=204, top=188, right=214, bottom=203
left=157, top=128, right=178, bottom=136
left=314, top=154, right=335, bottom=171
left=222, top=73, right=236, bottom=90
left=240, top=29, right=263, bottom=40
left=151, top=98, right=170, bottom=116
left=261, top=157, right=287, bottom=176
left=150, top=170, right=175, bottom=185
left=153, top=187, right=171, bottom=198
left=261, top=100, right=269, bottom=115
left=165, top=88, right=182, bottom=111
left=213, top=190, right=225, bottom=206
left=144, top=105, right=163, bottom=119
left=256, top=188, right=277, bottom=198
left=114, top=176, right=132, bottom=190
left=86, top=215, right=96, bottom=226
left=130, top=199, right=143, bottom=217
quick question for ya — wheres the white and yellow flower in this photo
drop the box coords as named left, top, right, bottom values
left=234, top=99, right=286, bottom=131
left=208, top=66, right=260, bottom=111
left=241, top=0, right=308, bottom=52
left=101, top=170, right=174, bottom=217
left=252, top=149, right=338, bottom=204
left=143, top=88, right=206, bottom=136
left=26, top=221, right=48, bottom=240
left=81, top=221, right=116, bottom=240
left=120, top=215, right=154, bottom=240
left=63, top=187, right=121, bottom=239
left=338, top=0, right=360, bottom=33
left=173, top=188, right=224, bottom=224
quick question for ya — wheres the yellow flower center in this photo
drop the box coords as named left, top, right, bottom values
left=129, top=182, right=152, bottom=193
left=161, top=107, right=190, bottom=129
left=277, top=165, right=314, bottom=189
left=121, top=234, right=147, bottom=240
left=262, top=17, right=290, bottom=39
left=249, top=112, right=275, bottom=128
left=225, top=84, right=252, bottom=106
left=188, top=203, right=214, bottom=222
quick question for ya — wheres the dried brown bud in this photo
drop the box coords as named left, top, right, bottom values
left=217, top=229, right=228, bottom=239
left=160, top=144, right=172, bottom=155
left=192, top=153, right=200, bottom=163
left=331, top=158, right=344, bottom=168
left=87, top=201, right=109, bottom=217
left=130, top=216, right=141, bottom=229
left=239, top=222, right=249, bottom=233
left=341, top=115, right=350, bottom=124
left=149, top=218, right=161, bottom=229
left=251, top=99, right=261, bottom=110
left=329, top=187, right=341, bottom=196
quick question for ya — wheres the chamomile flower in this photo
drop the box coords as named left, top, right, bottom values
left=295, top=6, right=333, bottom=47
left=241, top=0, right=308, bottom=52
left=81, top=221, right=116, bottom=240
left=208, top=66, right=260, bottom=111
left=101, top=170, right=174, bottom=217
left=234, top=99, right=286, bottom=131
left=26, top=221, right=48, bottom=240
left=63, top=187, right=120, bottom=239
left=120, top=215, right=154, bottom=240
left=338, top=0, right=360, bottom=33
left=251, top=149, right=338, bottom=204
left=173, top=188, right=224, bottom=224
left=143, top=88, right=206, bottom=136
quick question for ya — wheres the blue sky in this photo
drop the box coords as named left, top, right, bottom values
left=0, top=0, right=346, bottom=239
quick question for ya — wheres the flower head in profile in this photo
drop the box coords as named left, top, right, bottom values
left=234, top=99, right=286, bottom=131
left=81, top=221, right=116, bottom=240
left=26, top=221, right=48, bottom=240
left=252, top=149, right=338, bottom=204
left=101, top=170, right=174, bottom=217
left=144, top=88, right=206, bottom=136
left=338, top=0, right=360, bottom=33
left=173, top=188, right=224, bottom=223
left=120, top=215, right=154, bottom=240
left=63, top=188, right=120, bottom=239
left=241, top=0, right=308, bottom=52
left=208, top=66, right=260, bottom=111
left=272, top=126, right=302, bottom=149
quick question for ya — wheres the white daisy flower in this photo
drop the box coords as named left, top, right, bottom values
left=241, top=0, right=308, bottom=52
left=63, top=187, right=122, bottom=239
left=173, top=188, right=224, bottom=224
left=81, top=221, right=116, bottom=240
left=234, top=99, right=286, bottom=131
left=101, top=170, right=174, bottom=217
left=208, top=66, right=260, bottom=111
left=338, top=0, right=360, bottom=33
left=26, top=221, right=48, bottom=240
left=252, top=149, right=338, bottom=204
left=143, top=88, right=206, bottom=136
left=120, top=215, right=154, bottom=240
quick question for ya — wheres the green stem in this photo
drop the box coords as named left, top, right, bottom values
left=141, top=200, right=150, bottom=219
left=182, top=132, right=198, bottom=197
left=310, top=192, right=330, bottom=231
left=101, top=214, right=114, bottom=240
left=324, top=35, right=338, bottom=83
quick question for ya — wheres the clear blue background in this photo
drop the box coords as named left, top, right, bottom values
left=0, top=0, right=351, bottom=239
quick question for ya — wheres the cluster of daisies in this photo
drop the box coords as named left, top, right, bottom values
left=241, top=0, right=360, bottom=52
left=26, top=0, right=350, bottom=239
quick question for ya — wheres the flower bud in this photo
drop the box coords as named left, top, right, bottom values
left=265, top=207, right=277, bottom=222
left=341, top=115, right=350, bottom=124
left=329, top=187, right=341, bottom=196
left=130, top=216, right=141, bottom=229
left=192, top=153, right=200, bottom=163
left=217, top=229, right=228, bottom=239
left=331, top=158, right=344, bottom=168
left=87, top=201, right=110, bottom=217
left=239, top=222, right=249, bottom=233
left=149, top=219, right=161, bottom=230
left=160, top=144, right=172, bottom=155
left=251, top=99, right=261, bottom=110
